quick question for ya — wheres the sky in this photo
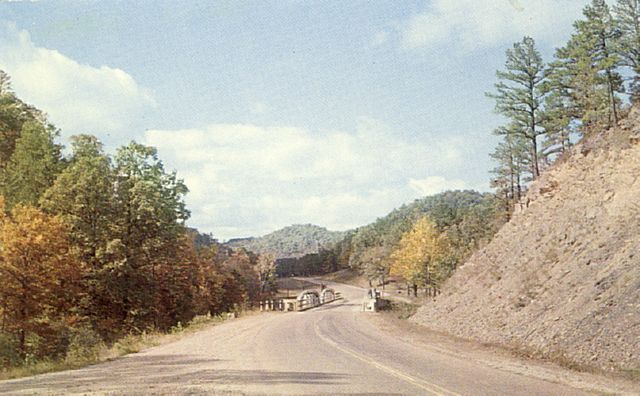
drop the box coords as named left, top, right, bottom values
left=0, top=0, right=589, bottom=240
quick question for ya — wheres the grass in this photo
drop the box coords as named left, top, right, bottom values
left=0, top=313, right=243, bottom=381
left=377, top=300, right=419, bottom=320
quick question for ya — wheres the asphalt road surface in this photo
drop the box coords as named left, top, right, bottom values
left=0, top=281, right=617, bottom=395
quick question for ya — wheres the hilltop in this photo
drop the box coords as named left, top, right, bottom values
left=225, top=224, right=345, bottom=259
left=412, top=108, right=640, bottom=374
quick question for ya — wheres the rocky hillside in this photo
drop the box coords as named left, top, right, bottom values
left=225, top=224, right=345, bottom=259
left=412, top=109, right=640, bottom=374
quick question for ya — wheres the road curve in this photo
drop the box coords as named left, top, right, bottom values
left=0, top=281, right=592, bottom=395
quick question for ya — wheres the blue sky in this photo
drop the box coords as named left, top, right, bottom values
left=0, top=1, right=588, bottom=239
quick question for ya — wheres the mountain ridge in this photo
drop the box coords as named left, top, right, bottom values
left=224, top=223, right=345, bottom=259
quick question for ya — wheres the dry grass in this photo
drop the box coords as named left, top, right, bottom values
left=0, top=313, right=242, bottom=381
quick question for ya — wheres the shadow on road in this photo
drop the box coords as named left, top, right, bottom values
left=0, top=354, right=352, bottom=393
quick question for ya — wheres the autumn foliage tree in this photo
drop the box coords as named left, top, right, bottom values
left=390, top=217, right=451, bottom=297
left=0, top=198, right=86, bottom=359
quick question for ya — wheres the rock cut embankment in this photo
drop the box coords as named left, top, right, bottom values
left=412, top=109, right=640, bottom=373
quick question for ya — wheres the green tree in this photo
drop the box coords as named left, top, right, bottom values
left=488, top=36, right=546, bottom=178
left=39, top=135, right=117, bottom=336
left=614, top=0, right=640, bottom=100
left=548, top=0, right=623, bottom=133
left=0, top=121, right=64, bottom=209
left=109, top=142, right=190, bottom=332
left=541, top=91, right=574, bottom=159
left=490, top=123, right=532, bottom=217
left=40, top=135, right=114, bottom=268
left=0, top=70, right=45, bottom=169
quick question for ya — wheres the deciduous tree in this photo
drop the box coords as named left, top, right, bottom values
left=0, top=199, right=86, bottom=359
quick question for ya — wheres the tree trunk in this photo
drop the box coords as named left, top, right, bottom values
left=531, top=135, right=540, bottom=179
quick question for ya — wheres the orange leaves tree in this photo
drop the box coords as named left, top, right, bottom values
left=389, top=217, right=451, bottom=297
left=0, top=198, right=86, bottom=360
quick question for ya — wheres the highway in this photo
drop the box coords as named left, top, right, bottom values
left=0, top=281, right=603, bottom=395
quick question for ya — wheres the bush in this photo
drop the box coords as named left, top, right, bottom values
left=0, top=333, right=21, bottom=368
left=65, top=326, right=105, bottom=364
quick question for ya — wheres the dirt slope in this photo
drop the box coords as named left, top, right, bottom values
left=412, top=109, right=640, bottom=374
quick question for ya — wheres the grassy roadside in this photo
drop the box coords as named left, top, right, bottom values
left=0, top=311, right=255, bottom=381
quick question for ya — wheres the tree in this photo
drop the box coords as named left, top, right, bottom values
left=39, top=135, right=117, bottom=336
left=0, top=199, right=86, bottom=359
left=490, top=123, right=532, bottom=216
left=540, top=91, right=574, bottom=160
left=361, top=246, right=390, bottom=289
left=488, top=36, right=546, bottom=178
left=389, top=217, right=450, bottom=297
left=256, top=253, right=277, bottom=295
left=222, top=249, right=260, bottom=305
left=548, top=0, right=623, bottom=133
left=614, top=0, right=640, bottom=100
left=0, top=70, right=45, bottom=169
left=40, top=135, right=114, bottom=268
left=108, top=141, right=190, bottom=333
left=0, top=121, right=63, bottom=209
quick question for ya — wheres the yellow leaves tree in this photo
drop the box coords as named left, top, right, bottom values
left=389, top=217, right=451, bottom=297
left=0, top=197, right=86, bottom=359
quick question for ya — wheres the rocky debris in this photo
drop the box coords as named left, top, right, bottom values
left=412, top=110, right=640, bottom=374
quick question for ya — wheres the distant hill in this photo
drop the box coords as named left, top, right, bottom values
left=225, top=224, right=345, bottom=259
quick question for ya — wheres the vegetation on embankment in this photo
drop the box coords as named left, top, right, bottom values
left=0, top=312, right=247, bottom=380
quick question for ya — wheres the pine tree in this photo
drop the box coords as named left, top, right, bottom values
left=614, top=0, right=640, bottom=100
left=548, top=0, right=623, bottom=133
left=541, top=91, right=574, bottom=160
left=487, top=36, right=546, bottom=178
left=490, top=124, right=531, bottom=218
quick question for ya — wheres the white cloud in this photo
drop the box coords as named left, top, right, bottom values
left=409, top=176, right=467, bottom=196
left=398, top=0, right=586, bottom=50
left=0, top=24, right=154, bottom=142
left=144, top=120, right=473, bottom=239
left=370, top=30, right=389, bottom=47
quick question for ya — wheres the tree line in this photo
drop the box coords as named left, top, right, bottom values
left=277, top=191, right=502, bottom=297
left=0, top=71, right=276, bottom=368
left=489, top=0, right=640, bottom=217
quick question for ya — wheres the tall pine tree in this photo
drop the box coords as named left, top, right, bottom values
left=614, top=0, right=640, bottom=100
left=487, top=36, right=546, bottom=178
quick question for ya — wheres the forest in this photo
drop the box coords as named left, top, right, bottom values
left=0, top=73, right=278, bottom=369
left=1, top=0, right=639, bottom=375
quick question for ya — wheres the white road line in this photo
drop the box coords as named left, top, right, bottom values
left=313, top=318, right=461, bottom=396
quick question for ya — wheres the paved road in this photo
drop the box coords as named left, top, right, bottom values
left=0, top=281, right=597, bottom=395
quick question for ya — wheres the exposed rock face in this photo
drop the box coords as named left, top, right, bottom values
left=412, top=109, right=640, bottom=373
